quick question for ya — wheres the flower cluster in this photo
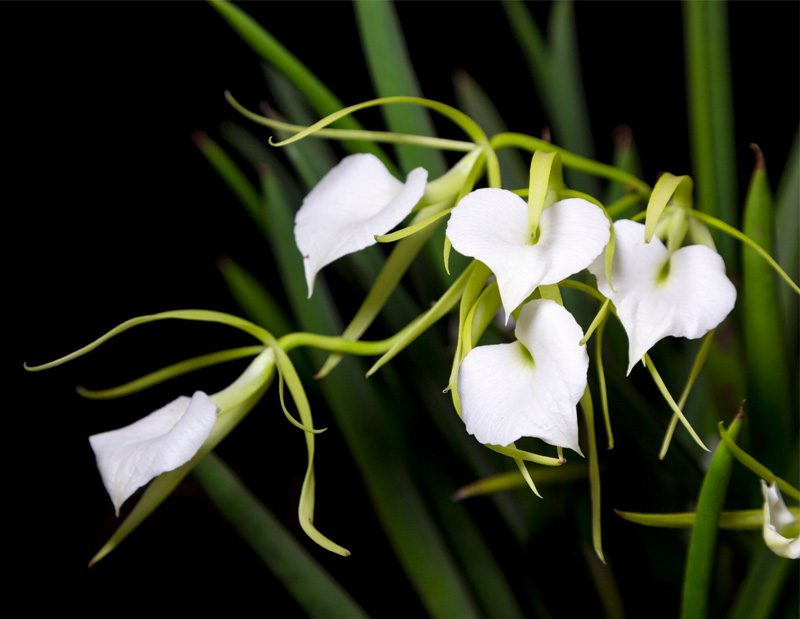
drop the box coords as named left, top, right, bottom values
left=297, top=152, right=736, bottom=455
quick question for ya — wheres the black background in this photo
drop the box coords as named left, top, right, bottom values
left=5, top=1, right=798, bottom=613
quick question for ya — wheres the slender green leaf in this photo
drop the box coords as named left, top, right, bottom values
left=263, top=67, right=338, bottom=186
left=219, top=257, right=292, bottom=335
left=728, top=543, right=795, bottom=619
left=547, top=0, right=596, bottom=192
left=77, top=346, right=263, bottom=400
left=453, top=463, right=587, bottom=500
left=775, top=130, right=799, bottom=353
left=193, top=131, right=265, bottom=234
left=741, top=148, right=791, bottom=469
left=195, top=454, right=369, bottom=619
left=617, top=507, right=800, bottom=530
left=604, top=126, right=642, bottom=209
left=210, top=0, right=387, bottom=161
left=423, top=466, right=526, bottom=619
left=353, top=0, right=446, bottom=175
left=681, top=415, right=742, bottom=619
left=683, top=0, right=736, bottom=262
left=453, top=71, right=528, bottom=188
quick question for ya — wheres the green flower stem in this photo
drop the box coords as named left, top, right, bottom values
left=643, top=354, right=709, bottom=452
left=580, top=298, right=610, bottom=345
left=209, top=0, right=389, bottom=164
left=718, top=422, right=800, bottom=501
left=617, top=507, right=800, bottom=530
left=491, top=132, right=650, bottom=196
left=658, top=330, right=716, bottom=459
left=681, top=415, right=742, bottom=619
left=606, top=189, right=641, bottom=220
left=194, top=454, right=370, bottom=619
left=226, top=95, right=475, bottom=152
left=687, top=209, right=800, bottom=295
left=594, top=318, right=613, bottom=450
left=279, top=332, right=396, bottom=357
left=267, top=95, right=501, bottom=188
left=76, top=346, right=265, bottom=400
left=25, top=309, right=271, bottom=372
left=579, top=386, right=605, bottom=563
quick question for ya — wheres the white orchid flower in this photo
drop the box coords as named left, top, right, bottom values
left=589, top=219, right=736, bottom=374
left=294, top=153, right=428, bottom=297
left=90, top=391, right=219, bottom=515
left=446, top=188, right=610, bottom=319
left=458, top=299, right=588, bottom=452
left=761, top=480, right=800, bottom=559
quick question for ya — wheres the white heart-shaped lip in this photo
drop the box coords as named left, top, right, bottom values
left=446, top=188, right=610, bottom=318
left=294, top=153, right=427, bottom=297
left=761, top=480, right=800, bottom=559
left=89, top=391, right=218, bottom=515
left=458, top=299, right=588, bottom=452
left=588, top=220, right=736, bottom=374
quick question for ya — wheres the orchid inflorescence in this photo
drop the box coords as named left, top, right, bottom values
left=28, top=94, right=800, bottom=564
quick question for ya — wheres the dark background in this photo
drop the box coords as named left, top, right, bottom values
left=5, top=1, right=798, bottom=613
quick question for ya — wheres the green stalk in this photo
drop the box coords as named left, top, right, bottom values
left=195, top=454, right=369, bottom=619
left=680, top=414, right=742, bottom=619
left=742, top=148, right=791, bottom=468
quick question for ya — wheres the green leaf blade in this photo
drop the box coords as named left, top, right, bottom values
left=195, top=454, right=370, bottom=619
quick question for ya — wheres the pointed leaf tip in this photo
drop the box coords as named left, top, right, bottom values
left=749, top=143, right=766, bottom=171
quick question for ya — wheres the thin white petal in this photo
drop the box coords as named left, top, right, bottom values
left=294, top=153, right=427, bottom=296
left=89, top=391, right=218, bottom=514
left=589, top=220, right=736, bottom=374
left=459, top=299, right=588, bottom=452
left=761, top=481, right=800, bottom=559
left=447, top=189, right=609, bottom=317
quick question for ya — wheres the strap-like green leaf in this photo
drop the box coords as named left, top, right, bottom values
left=354, top=0, right=446, bottom=175
left=195, top=454, right=369, bottom=619
left=210, top=0, right=387, bottom=161
left=219, top=257, right=292, bottom=335
left=741, top=150, right=792, bottom=469
left=681, top=415, right=742, bottom=619
left=453, top=71, right=528, bottom=188
left=617, top=507, right=800, bottom=530
left=683, top=0, right=736, bottom=262
left=775, top=129, right=799, bottom=343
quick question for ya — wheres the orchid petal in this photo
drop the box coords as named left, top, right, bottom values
left=446, top=188, right=610, bottom=317
left=761, top=480, right=800, bottom=559
left=294, top=153, right=427, bottom=296
left=589, top=220, right=736, bottom=374
left=459, top=299, right=588, bottom=452
left=89, top=391, right=218, bottom=515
